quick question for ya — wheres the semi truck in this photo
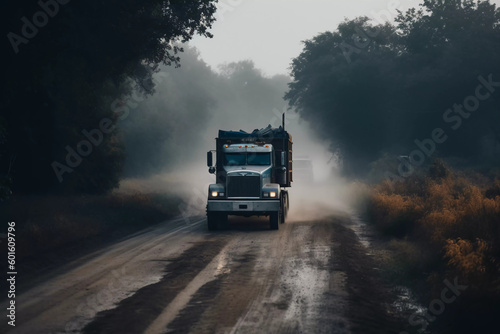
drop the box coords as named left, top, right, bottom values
left=206, top=118, right=292, bottom=230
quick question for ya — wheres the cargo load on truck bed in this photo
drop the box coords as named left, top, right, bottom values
left=218, top=125, right=289, bottom=139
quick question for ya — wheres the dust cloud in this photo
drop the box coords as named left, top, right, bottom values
left=286, top=119, right=370, bottom=222
left=118, top=46, right=365, bottom=221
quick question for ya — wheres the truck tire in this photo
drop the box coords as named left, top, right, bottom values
left=270, top=212, right=279, bottom=230
left=284, top=191, right=289, bottom=212
left=280, top=197, right=286, bottom=224
left=280, top=191, right=289, bottom=224
left=207, top=212, right=217, bottom=231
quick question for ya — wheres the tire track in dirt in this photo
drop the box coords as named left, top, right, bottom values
left=4, top=219, right=206, bottom=334
left=226, top=219, right=351, bottom=334
left=149, top=220, right=288, bottom=333
left=82, top=237, right=229, bottom=334
left=329, top=220, right=404, bottom=334
left=165, top=249, right=258, bottom=333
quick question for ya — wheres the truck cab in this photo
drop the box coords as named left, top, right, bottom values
left=206, top=125, right=292, bottom=230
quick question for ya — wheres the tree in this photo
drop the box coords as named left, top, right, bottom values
left=1, top=0, right=217, bottom=194
left=286, top=1, right=500, bottom=176
left=285, top=17, right=399, bottom=175
left=395, top=0, right=500, bottom=160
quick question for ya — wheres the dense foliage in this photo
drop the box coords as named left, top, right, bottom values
left=286, top=0, right=500, bottom=177
left=1, top=0, right=217, bottom=194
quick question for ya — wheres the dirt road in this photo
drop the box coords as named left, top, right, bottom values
left=3, top=212, right=406, bottom=334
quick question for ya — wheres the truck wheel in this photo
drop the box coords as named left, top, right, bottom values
left=281, top=191, right=289, bottom=217
left=270, top=212, right=279, bottom=230
left=280, top=197, right=286, bottom=224
left=284, top=191, right=289, bottom=212
left=207, top=213, right=217, bottom=231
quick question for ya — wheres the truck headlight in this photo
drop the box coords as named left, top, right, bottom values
left=211, top=191, right=218, bottom=197
left=270, top=191, right=277, bottom=198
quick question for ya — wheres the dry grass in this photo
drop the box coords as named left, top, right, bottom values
left=1, top=193, right=182, bottom=260
left=367, top=160, right=500, bottom=332
left=369, top=165, right=500, bottom=259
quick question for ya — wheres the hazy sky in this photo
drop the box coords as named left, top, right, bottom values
left=190, top=0, right=500, bottom=77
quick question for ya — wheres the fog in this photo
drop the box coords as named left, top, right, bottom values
left=117, top=46, right=357, bottom=220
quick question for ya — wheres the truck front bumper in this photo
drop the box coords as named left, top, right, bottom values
left=207, top=200, right=280, bottom=214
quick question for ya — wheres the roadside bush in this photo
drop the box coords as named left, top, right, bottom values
left=368, top=192, right=424, bottom=236
left=367, top=162, right=500, bottom=332
left=444, top=238, right=489, bottom=278
left=1, top=193, right=182, bottom=260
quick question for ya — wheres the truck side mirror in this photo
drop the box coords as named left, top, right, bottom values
left=280, top=151, right=286, bottom=166
left=209, top=166, right=216, bottom=174
left=207, top=151, right=213, bottom=167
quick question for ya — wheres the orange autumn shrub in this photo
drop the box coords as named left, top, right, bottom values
left=367, top=160, right=500, bottom=333
left=444, top=238, right=489, bottom=276
left=369, top=191, right=425, bottom=236
left=420, top=209, right=459, bottom=242
left=368, top=160, right=500, bottom=286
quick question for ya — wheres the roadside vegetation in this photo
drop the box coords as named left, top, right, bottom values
left=0, top=192, right=181, bottom=261
left=2, top=0, right=217, bottom=195
left=367, top=160, right=500, bottom=333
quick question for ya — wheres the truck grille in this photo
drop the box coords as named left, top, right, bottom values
left=227, top=176, right=260, bottom=198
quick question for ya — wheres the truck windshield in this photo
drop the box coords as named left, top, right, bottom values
left=225, top=153, right=247, bottom=166
left=225, top=153, right=271, bottom=166
left=248, top=153, right=271, bottom=165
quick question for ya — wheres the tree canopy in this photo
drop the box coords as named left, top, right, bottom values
left=1, top=0, right=217, bottom=194
left=285, top=0, right=500, bottom=176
